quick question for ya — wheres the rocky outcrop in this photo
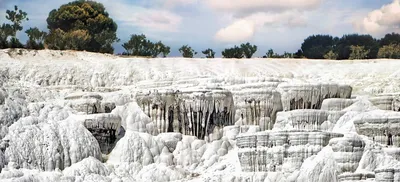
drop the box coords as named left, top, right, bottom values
left=136, top=88, right=234, bottom=140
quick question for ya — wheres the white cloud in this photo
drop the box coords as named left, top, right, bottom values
left=162, top=0, right=198, bottom=8
left=215, top=11, right=307, bottom=42
left=205, top=0, right=321, bottom=16
left=99, top=1, right=182, bottom=32
left=354, top=0, right=400, bottom=36
left=215, top=19, right=256, bottom=42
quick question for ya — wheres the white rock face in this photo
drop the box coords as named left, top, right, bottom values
left=3, top=49, right=400, bottom=181
left=136, top=88, right=235, bottom=140
left=4, top=117, right=102, bottom=171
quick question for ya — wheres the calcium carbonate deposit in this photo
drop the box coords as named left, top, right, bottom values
left=1, top=49, right=400, bottom=182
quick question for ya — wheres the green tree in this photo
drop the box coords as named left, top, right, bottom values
left=323, top=50, right=338, bottom=60
left=122, top=34, right=169, bottom=57
left=301, top=35, right=335, bottom=59
left=179, top=45, right=197, bottom=58
left=222, top=46, right=243, bottom=58
left=266, top=49, right=274, bottom=58
left=294, top=49, right=304, bottom=58
left=349, top=45, right=370, bottom=60
left=45, top=28, right=67, bottom=50
left=46, top=0, right=118, bottom=53
left=377, top=44, right=400, bottom=59
left=1, top=5, right=28, bottom=48
left=283, top=51, right=293, bottom=58
left=202, top=48, right=215, bottom=58
left=25, top=27, right=47, bottom=50
left=380, top=33, right=400, bottom=46
left=0, top=24, right=13, bottom=49
left=160, top=44, right=170, bottom=57
left=240, top=42, right=257, bottom=58
left=335, top=34, right=378, bottom=59
left=6, top=6, right=28, bottom=37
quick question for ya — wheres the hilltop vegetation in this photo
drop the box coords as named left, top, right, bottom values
left=1, top=1, right=400, bottom=59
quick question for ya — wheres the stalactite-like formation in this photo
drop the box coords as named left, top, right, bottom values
left=135, top=88, right=234, bottom=140
left=278, top=83, right=352, bottom=111
left=232, top=88, right=282, bottom=131
left=80, top=114, right=122, bottom=154
left=353, top=111, right=400, bottom=146
left=274, top=109, right=336, bottom=131
left=329, top=136, right=365, bottom=174
left=236, top=130, right=343, bottom=172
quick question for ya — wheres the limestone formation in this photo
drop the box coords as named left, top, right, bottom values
left=321, top=98, right=356, bottom=111
left=136, top=88, right=234, bottom=140
left=236, top=130, right=343, bottom=172
left=231, top=87, right=282, bottom=130
left=278, top=83, right=352, bottom=111
left=73, top=113, right=122, bottom=154
left=329, top=135, right=365, bottom=174
left=337, top=173, right=374, bottom=181
left=272, top=109, right=344, bottom=133
left=64, top=92, right=116, bottom=114
left=353, top=111, right=400, bottom=146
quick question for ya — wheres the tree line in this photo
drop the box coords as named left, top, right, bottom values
left=1, top=1, right=400, bottom=59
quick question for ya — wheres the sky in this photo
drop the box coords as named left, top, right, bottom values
left=0, top=0, right=399, bottom=57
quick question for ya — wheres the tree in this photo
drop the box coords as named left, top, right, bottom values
left=335, top=34, right=378, bottom=59
left=294, top=49, right=304, bottom=58
left=323, top=50, right=338, bottom=60
left=202, top=48, right=215, bottom=58
left=266, top=49, right=274, bottom=58
left=179, top=45, right=197, bottom=58
left=45, top=28, right=67, bottom=50
left=377, top=44, right=400, bottom=59
left=380, top=33, right=400, bottom=46
left=6, top=6, right=28, bottom=37
left=283, top=51, right=293, bottom=58
left=122, top=34, right=169, bottom=58
left=161, top=44, right=170, bottom=57
left=25, top=27, right=47, bottom=50
left=222, top=46, right=243, bottom=58
left=0, top=24, right=13, bottom=49
left=349, top=45, right=370, bottom=60
left=241, top=42, right=257, bottom=58
left=301, top=35, right=335, bottom=59
left=0, top=6, right=28, bottom=49
left=46, top=1, right=118, bottom=53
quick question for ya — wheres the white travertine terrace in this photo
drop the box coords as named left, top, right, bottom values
left=231, top=87, right=282, bottom=130
left=353, top=110, right=400, bottom=146
left=236, top=130, right=343, bottom=172
left=135, top=88, right=234, bottom=140
left=277, top=83, right=352, bottom=111
left=2, top=49, right=400, bottom=181
left=321, top=98, right=357, bottom=111
left=329, top=135, right=365, bottom=174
